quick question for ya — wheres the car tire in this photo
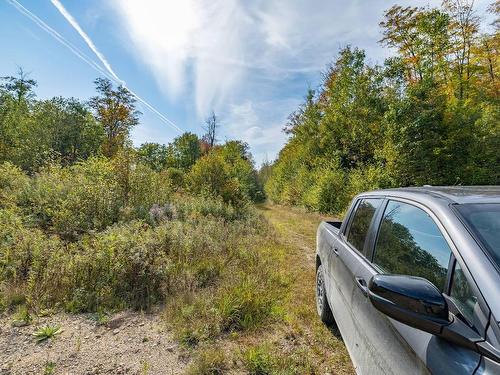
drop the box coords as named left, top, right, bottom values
left=316, top=264, right=334, bottom=324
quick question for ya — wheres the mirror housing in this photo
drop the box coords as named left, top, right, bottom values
left=368, top=274, right=500, bottom=363
left=368, top=274, right=450, bottom=335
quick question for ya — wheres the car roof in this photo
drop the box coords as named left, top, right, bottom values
left=359, top=186, right=500, bottom=205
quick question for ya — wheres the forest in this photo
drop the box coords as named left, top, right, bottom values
left=264, top=1, right=499, bottom=214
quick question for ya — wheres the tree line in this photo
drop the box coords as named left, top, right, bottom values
left=0, top=70, right=264, bottom=205
left=264, top=0, right=499, bottom=214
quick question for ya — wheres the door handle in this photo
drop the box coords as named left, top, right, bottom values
left=331, top=246, right=339, bottom=256
left=355, top=277, right=368, bottom=297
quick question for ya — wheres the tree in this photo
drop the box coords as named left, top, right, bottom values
left=89, top=78, right=140, bottom=157
left=33, top=97, right=104, bottom=165
left=137, top=142, right=168, bottom=172
left=202, top=111, right=219, bottom=148
left=166, top=132, right=201, bottom=170
left=443, top=0, right=480, bottom=99
left=380, top=6, right=450, bottom=84
left=0, top=68, right=37, bottom=104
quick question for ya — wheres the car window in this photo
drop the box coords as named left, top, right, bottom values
left=347, top=198, right=382, bottom=254
left=449, top=262, right=478, bottom=324
left=455, top=203, right=500, bottom=270
left=373, top=200, right=452, bottom=291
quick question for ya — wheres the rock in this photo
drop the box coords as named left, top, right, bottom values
left=106, top=314, right=127, bottom=329
left=113, top=329, right=120, bottom=335
left=11, top=320, right=28, bottom=327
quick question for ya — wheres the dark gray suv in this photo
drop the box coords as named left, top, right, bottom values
left=315, top=187, right=500, bottom=374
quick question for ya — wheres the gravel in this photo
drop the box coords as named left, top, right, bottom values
left=0, top=310, right=188, bottom=374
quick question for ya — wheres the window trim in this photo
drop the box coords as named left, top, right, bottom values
left=370, top=197, right=454, bottom=291
left=344, top=197, right=384, bottom=257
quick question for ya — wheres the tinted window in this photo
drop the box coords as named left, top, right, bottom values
left=455, top=203, right=500, bottom=270
left=347, top=199, right=382, bottom=254
left=373, top=201, right=452, bottom=290
left=450, top=262, right=477, bottom=324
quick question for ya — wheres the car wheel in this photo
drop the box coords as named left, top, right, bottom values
left=316, top=264, right=334, bottom=324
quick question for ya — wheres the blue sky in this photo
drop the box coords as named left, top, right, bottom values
left=0, top=0, right=493, bottom=165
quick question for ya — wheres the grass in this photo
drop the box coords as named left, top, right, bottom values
left=187, top=347, right=227, bottom=375
left=11, top=305, right=32, bottom=327
left=168, top=203, right=353, bottom=374
left=32, top=325, right=63, bottom=342
left=224, top=204, right=354, bottom=374
left=43, top=361, right=56, bottom=375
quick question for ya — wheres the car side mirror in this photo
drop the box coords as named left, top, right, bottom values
left=368, top=274, right=450, bottom=335
left=368, top=274, right=499, bottom=360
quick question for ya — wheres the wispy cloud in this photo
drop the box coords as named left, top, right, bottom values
left=50, top=0, right=121, bottom=82
left=109, top=0, right=406, bottom=120
left=7, top=0, right=182, bottom=133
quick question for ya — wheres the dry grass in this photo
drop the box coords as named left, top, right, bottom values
left=187, top=204, right=354, bottom=374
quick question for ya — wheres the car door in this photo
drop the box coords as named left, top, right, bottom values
left=332, top=198, right=428, bottom=374
left=363, top=199, right=482, bottom=374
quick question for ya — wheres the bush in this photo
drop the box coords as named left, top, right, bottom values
left=0, top=162, right=29, bottom=209
left=188, top=152, right=247, bottom=208
left=15, top=157, right=172, bottom=240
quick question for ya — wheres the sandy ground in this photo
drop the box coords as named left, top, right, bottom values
left=0, top=310, right=188, bottom=375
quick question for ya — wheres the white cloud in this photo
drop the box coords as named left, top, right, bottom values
left=51, top=0, right=121, bottom=82
left=110, top=0, right=421, bottom=119
left=109, top=0, right=492, bottom=163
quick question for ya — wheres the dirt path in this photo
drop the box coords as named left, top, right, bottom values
left=257, top=203, right=329, bottom=263
left=0, top=310, right=187, bottom=375
left=257, top=204, right=354, bottom=374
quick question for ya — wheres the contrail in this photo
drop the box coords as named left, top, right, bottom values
left=50, top=0, right=121, bottom=83
left=6, top=0, right=182, bottom=133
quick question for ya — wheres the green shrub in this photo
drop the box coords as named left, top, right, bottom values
left=165, top=167, right=184, bottom=191
left=188, top=152, right=247, bottom=208
left=0, top=162, right=30, bottom=209
left=20, top=159, right=121, bottom=239
left=16, top=157, right=172, bottom=240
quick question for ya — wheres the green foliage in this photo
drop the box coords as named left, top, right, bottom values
left=0, top=162, right=29, bottom=209
left=137, top=142, right=168, bottom=171
left=166, top=132, right=201, bottom=170
left=188, top=151, right=247, bottom=207
left=1, top=73, right=104, bottom=172
left=43, top=361, right=56, bottom=375
left=12, top=304, right=32, bottom=326
left=242, top=345, right=275, bottom=375
left=33, top=325, right=63, bottom=342
left=188, top=141, right=264, bottom=208
left=267, top=1, right=500, bottom=214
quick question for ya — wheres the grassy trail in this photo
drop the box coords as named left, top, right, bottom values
left=255, top=204, right=354, bottom=374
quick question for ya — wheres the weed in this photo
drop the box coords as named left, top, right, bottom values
left=12, top=305, right=32, bottom=327
left=187, top=347, right=227, bottom=375
left=89, top=309, right=110, bottom=326
left=141, top=359, right=150, bottom=375
left=43, top=361, right=56, bottom=375
left=242, top=345, right=275, bottom=375
left=33, top=325, right=63, bottom=342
